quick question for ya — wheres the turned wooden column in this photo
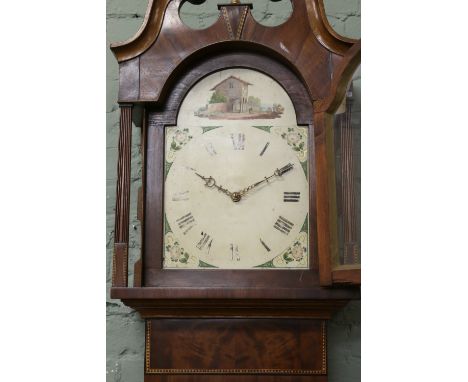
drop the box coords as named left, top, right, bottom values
left=112, top=104, right=133, bottom=287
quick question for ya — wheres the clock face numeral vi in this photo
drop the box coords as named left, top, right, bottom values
left=230, top=244, right=240, bottom=261
left=274, top=216, right=294, bottom=235
left=177, top=212, right=196, bottom=234
left=230, top=133, right=245, bottom=150
left=284, top=192, right=300, bottom=202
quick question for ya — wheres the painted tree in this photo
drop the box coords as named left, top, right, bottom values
left=209, top=91, right=227, bottom=104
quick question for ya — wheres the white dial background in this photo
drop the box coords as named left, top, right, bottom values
left=164, top=125, right=309, bottom=268
left=163, top=68, right=309, bottom=269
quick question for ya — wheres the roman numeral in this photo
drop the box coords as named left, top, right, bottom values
left=259, top=142, right=270, bottom=156
left=204, top=142, right=217, bottom=156
left=260, top=238, right=271, bottom=252
left=196, top=232, right=212, bottom=254
left=284, top=192, right=300, bottom=202
left=230, top=133, right=245, bottom=150
left=230, top=243, right=240, bottom=261
left=172, top=191, right=190, bottom=201
left=176, top=212, right=196, bottom=234
left=274, top=216, right=294, bottom=235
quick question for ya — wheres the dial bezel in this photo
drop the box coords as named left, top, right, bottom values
left=142, top=52, right=319, bottom=292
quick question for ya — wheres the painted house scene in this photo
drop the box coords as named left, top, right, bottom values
left=194, top=75, right=284, bottom=120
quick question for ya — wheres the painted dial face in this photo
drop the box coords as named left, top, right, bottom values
left=162, top=68, right=309, bottom=269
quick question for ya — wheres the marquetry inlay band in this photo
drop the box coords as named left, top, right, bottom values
left=145, top=320, right=327, bottom=375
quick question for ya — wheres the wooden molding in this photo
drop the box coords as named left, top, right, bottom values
left=110, top=0, right=171, bottom=63
left=306, top=0, right=358, bottom=55
left=332, top=267, right=361, bottom=285
left=314, top=41, right=361, bottom=114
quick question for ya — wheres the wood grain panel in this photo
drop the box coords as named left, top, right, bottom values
left=146, top=319, right=326, bottom=375
left=144, top=122, right=165, bottom=273
left=119, top=57, right=140, bottom=101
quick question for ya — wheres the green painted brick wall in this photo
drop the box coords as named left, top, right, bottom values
left=106, top=1, right=361, bottom=381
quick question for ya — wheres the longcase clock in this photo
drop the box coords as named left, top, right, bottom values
left=110, top=1, right=361, bottom=380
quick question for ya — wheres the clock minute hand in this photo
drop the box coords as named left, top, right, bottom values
left=239, top=163, right=294, bottom=197
left=275, top=163, right=294, bottom=176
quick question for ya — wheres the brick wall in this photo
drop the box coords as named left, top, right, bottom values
left=106, top=1, right=361, bottom=381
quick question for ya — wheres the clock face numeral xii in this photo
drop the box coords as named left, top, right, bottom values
left=231, top=133, right=245, bottom=150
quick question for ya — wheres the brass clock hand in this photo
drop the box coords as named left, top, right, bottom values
left=195, top=172, right=237, bottom=201
left=238, top=163, right=294, bottom=198
left=195, top=163, right=293, bottom=203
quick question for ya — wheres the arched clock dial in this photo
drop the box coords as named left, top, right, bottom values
left=163, top=68, right=309, bottom=269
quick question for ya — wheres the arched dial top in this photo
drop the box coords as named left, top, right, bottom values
left=163, top=68, right=310, bottom=269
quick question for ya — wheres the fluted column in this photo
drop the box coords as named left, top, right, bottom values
left=112, top=104, right=133, bottom=287
left=339, top=91, right=359, bottom=265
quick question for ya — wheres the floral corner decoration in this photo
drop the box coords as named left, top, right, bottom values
left=282, top=128, right=304, bottom=152
left=170, top=128, right=193, bottom=152
left=163, top=232, right=199, bottom=268
left=273, top=126, right=308, bottom=164
left=166, top=241, right=190, bottom=264
left=271, top=230, right=309, bottom=269
left=283, top=240, right=307, bottom=263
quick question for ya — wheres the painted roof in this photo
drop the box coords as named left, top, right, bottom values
left=210, top=76, right=253, bottom=90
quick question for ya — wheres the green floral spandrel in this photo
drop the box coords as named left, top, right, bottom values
left=282, top=240, right=307, bottom=263
left=170, top=128, right=193, bottom=151
left=281, top=127, right=305, bottom=153
left=165, top=240, right=190, bottom=263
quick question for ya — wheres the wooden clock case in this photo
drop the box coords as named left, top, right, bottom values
left=110, top=1, right=361, bottom=380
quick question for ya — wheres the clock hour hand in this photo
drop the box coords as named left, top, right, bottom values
left=195, top=172, right=236, bottom=201
left=238, top=163, right=294, bottom=197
